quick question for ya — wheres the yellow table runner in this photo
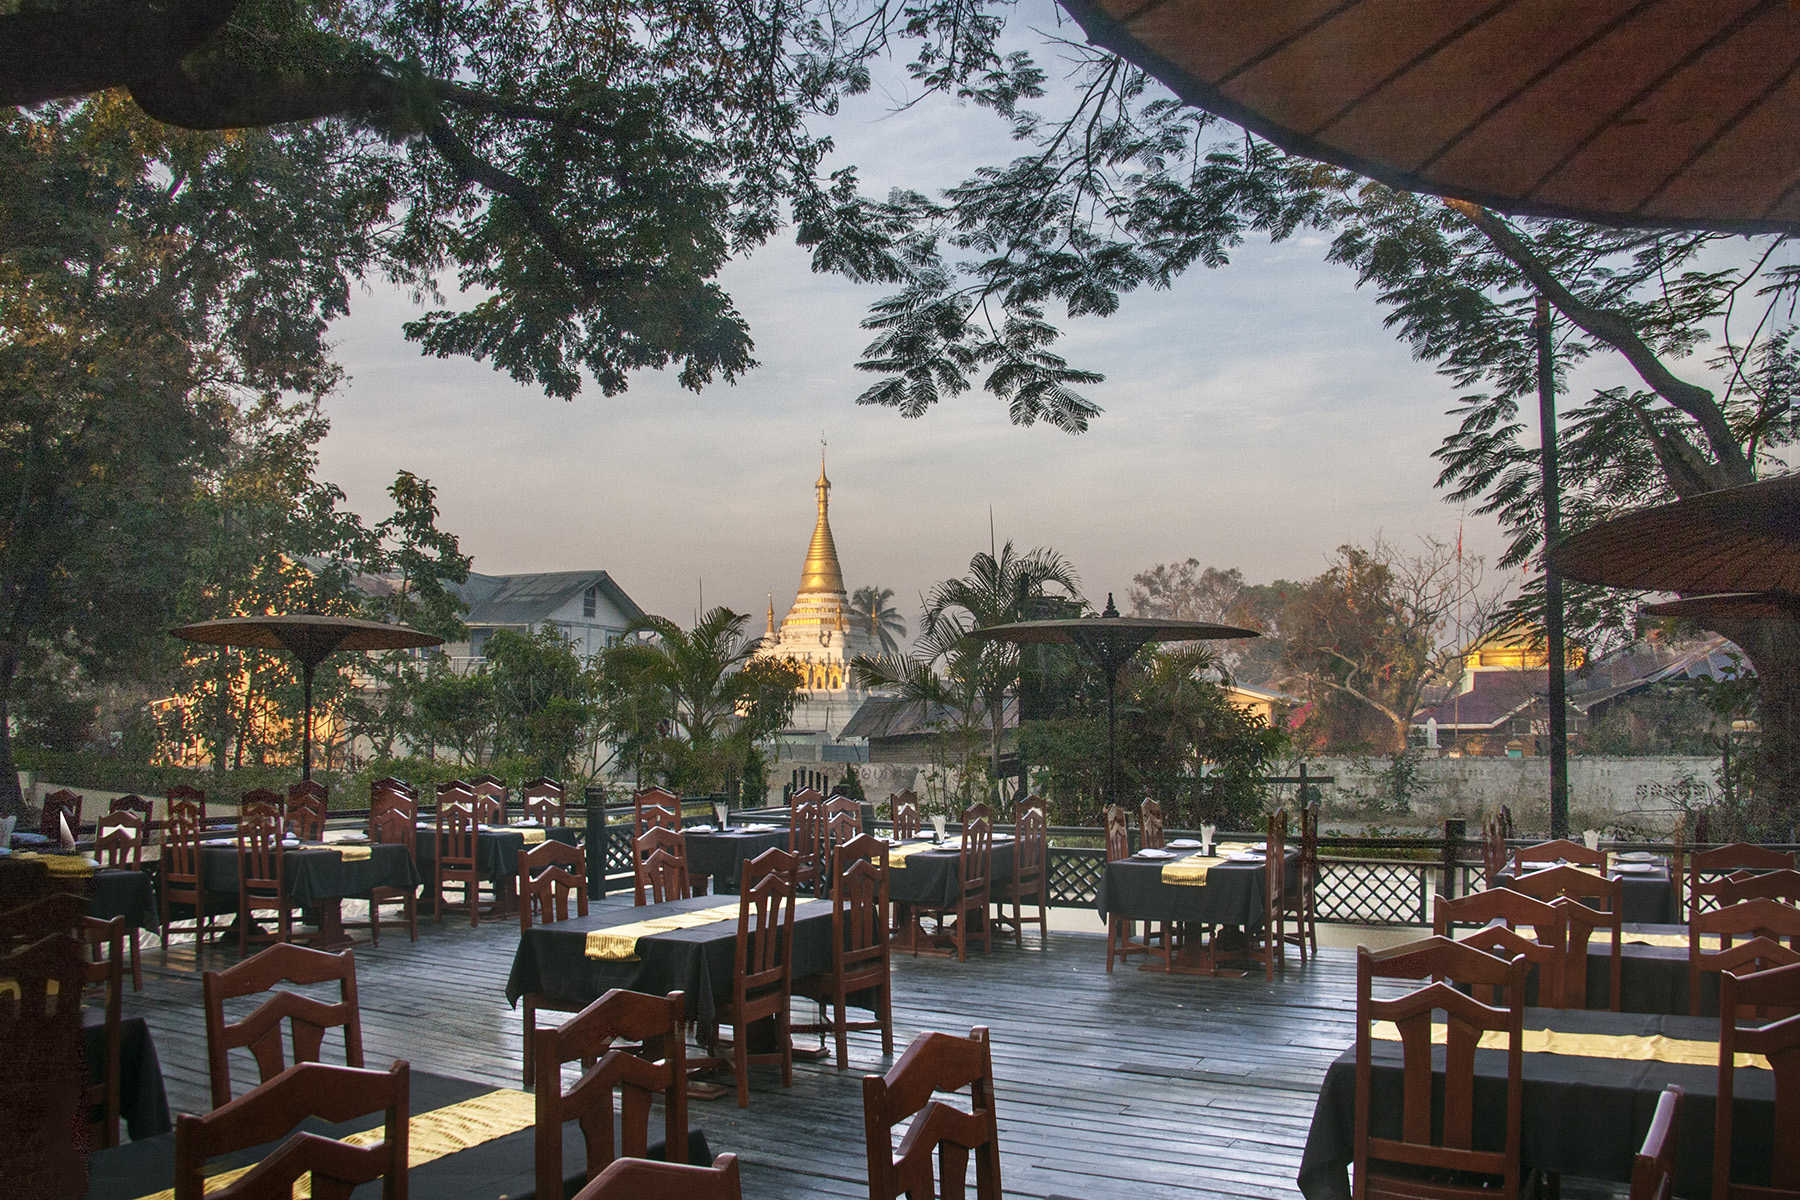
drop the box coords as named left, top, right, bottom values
left=1370, top=1021, right=1767, bottom=1071
left=584, top=902, right=744, bottom=961
left=1162, top=856, right=1225, bottom=886
left=887, top=840, right=946, bottom=870
left=131, top=1086, right=537, bottom=1199
left=10, top=851, right=95, bottom=877
left=307, top=841, right=374, bottom=862
left=508, top=826, right=548, bottom=845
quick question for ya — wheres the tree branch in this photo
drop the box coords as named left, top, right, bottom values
left=1447, top=199, right=1752, bottom=488
left=0, top=0, right=243, bottom=106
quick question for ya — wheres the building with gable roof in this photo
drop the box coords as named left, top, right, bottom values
left=442, top=569, right=646, bottom=668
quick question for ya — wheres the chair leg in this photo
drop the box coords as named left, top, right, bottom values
left=370, top=896, right=381, bottom=946
left=128, top=928, right=141, bottom=992
left=833, top=993, right=849, bottom=1071
left=406, top=892, right=418, bottom=941
left=522, top=999, right=536, bottom=1089
left=1106, top=915, right=1117, bottom=972
left=734, top=1024, right=750, bottom=1108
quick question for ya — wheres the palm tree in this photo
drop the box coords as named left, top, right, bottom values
left=850, top=585, right=908, bottom=656
left=856, top=543, right=1080, bottom=804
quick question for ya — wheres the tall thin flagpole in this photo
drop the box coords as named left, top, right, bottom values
left=1536, top=294, right=1570, bottom=838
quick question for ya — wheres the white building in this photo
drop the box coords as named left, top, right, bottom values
left=443, top=570, right=646, bottom=667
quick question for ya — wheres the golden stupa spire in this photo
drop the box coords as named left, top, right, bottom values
left=797, top=443, right=846, bottom=596
left=766, top=594, right=775, bottom=636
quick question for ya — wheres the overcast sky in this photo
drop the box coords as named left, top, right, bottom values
left=310, top=7, right=1774, bottom=641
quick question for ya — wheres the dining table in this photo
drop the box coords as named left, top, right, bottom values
left=1095, top=841, right=1298, bottom=926
left=84, top=1067, right=607, bottom=1199
left=415, top=823, right=579, bottom=915
left=882, top=834, right=1016, bottom=955
left=682, top=824, right=789, bottom=894
left=505, top=893, right=835, bottom=1030
left=84, top=1010, right=171, bottom=1141
left=196, top=839, right=418, bottom=949
left=90, top=867, right=159, bottom=936
left=1297, top=1006, right=1775, bottom=1200
left=1497, top=851, right=1679, bottom=924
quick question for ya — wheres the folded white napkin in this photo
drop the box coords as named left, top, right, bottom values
left=59, top=811, right=76, bottom=850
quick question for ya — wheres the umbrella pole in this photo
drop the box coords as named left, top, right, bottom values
left=1536, top=295, right=1570, bottom=838
left=301, top=661, right=315, bottom=783
left=1105, top=666, right=1119, bottom=811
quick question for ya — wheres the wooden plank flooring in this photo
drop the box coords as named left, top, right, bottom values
left=129, top=898, right=1374, bottom=1199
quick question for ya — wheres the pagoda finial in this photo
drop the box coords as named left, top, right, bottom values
left=766, top=593, right=776, bottom=636
left=798, top=447, right=845, bottom=596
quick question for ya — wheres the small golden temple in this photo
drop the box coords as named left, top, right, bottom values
left=756, top=451, right=876, bottom=737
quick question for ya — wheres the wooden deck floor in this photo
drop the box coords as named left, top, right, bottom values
left=132, top=897, right=1369, bottom=1200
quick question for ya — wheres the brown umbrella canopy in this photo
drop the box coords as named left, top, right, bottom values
left=1640, top=593, right=1800, bottom=622
left=1546, top=474, right=1800, bottom=594
left=1059, top=0, right=1800, bottom=235
left=970, top=595, right=1259, bottom=807
left=173, top=614, right=444, bottom=779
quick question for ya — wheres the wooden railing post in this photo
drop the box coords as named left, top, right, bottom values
left=585, top=785, right=608, bottom=899
left=1441, top=818, right=1465, bottom=904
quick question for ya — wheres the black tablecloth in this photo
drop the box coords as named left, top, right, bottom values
left=505, top=894, right=834, bottom=1028
left=1496, top=864, right=1677, bottom=924
left=885, top=837, right=1018, bottom=908
left=415, top=825, right=579, bottom=885
left=84, top=1068, right=626, bottom=1198
left=90, top=868, right=158, bottom=933
left=1094, top=847, right=1298, bottom=927
left=83, top=1010, right=171, bottom=1140
left=1297, top=1007, right=1774, bottom=1200
left=683, top=828, right=788, bottom=891
left=197, top=843, right=418, bottom=906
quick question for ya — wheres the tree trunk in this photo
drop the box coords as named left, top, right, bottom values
left=1717, top=617, right=1800, bottom=839
left=0, top=650, right=21, bottom=818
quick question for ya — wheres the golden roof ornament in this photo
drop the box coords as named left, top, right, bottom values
left=797, top=446, right=846, bottom=596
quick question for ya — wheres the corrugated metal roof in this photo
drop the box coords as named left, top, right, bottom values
left=840, top=695, right=1017, bottom=739
left=456, top=570, right=645, bottom=627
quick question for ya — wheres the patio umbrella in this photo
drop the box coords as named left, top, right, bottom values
left=172, top=613, right=444, bottom=780
left=1640, top=593, right=1800, bottom=623
left=1057, top=0, right=1800, bottom=235
left=1546, top=473, right=1800, bottom=595
left=969, top=594, right=1258, bottom=809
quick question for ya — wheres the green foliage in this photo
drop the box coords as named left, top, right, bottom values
left=850, top=585, right=908, bottom=656
left=483, top=628, right=601, bottom=779
left=598, top=608, right=802, bottom=796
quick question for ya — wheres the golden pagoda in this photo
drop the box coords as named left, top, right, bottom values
left=756, top=451, right=875, bottom=735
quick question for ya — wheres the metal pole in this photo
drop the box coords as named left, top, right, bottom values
left=1105, top=667, right=1119, bottom=813
left=301, top=661, right=314, bottom=782
left=1536, top=294, right=1570, bottom=838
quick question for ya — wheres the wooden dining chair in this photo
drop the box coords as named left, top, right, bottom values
left=108, top=793, right=155, bottom=825
left=517, top=839, right=591, bottom=1088
left=889, top=790, right=920, bottom=839
left=1433, top=888, right=1567, bottom=1007
left=436, top=778, right=482, bottom=824
left=1629, top=1085, right=1682, bottom=1200
left=1354, top=937, right=1527, bottom=1200
left=79, top=914, right=126, bottom=1148
left=708, top=847, right=797, bottom=1107
left=1714, top=961, right=1800, bottom=1200
left=1540, top=890, right=1624, bottom=1011
left=919, top=803, right=993, bottom=961
left=1138, top=798, right=1166, bottom=850
left=363, top=795, right=418, bottom=945
left=571, top=1154, right=742, bottom=1200
left=862, top=1025, right=1003, bottom=1200
left=95, top=807, right=147, bottom=987
left=1510, top=836, right=1607, bottom=874
left=285, top=781, right=328, bottom=841
left=825, top=794, right=863, bottom=847
left=1241, top=809, right=1289, bottom=980
left=1689, top=898, right=1800, bottom=1017
left=534, top=988, right=707, bottom=1193
left=174, top=1060, right=408, bottom=1200
left=796, top=834, right=893, bottom=1069
left=634, top=787, right=684, bottom=836
left=1279, top=801, right=1321, bottom=961
left=1689, top=842, right=1799, bottom=920
left=1718, top=868, right=1800, bottom=907
left=993, top=798, right=1048, bottom=947
left=789, top=788, right=826, bottom=893
left=1481, top=813, right=1508, bottom=888
left=1103, top=802, right=1151, bottom=972
left=166, top=783, right=208, bottom=829
left=235, top=807, right=294, bottom=955
left=39, top=788, right=82, bottom=840
left=1503, top=862, right=1621, bottom=909
left=371, top=775, right=416, bottom=798
left=160, top=796, right=217, bottom=963
left=240, top=788, right=283, bottom=823
left=633, top=825, right=691, bottom=906
left=522, top=776, right=566, bottom=825
left=471, top=776, right=510, bottom=824
left=0, top=930, right=88, bottom=1197
left=434, top=799, right=484, bottom=926
left=203, top=942, right=365, bottom=1107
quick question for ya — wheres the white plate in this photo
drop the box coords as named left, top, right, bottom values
left=1612, top=862, right=1662, bottom=875
left=1168, top=838, right=1202, bottom=849
left=685, top=824, right=715, bottom=834
left=1618, top=851, right=1658, bottom=863
left=1135, top=848, right=1176, bottom=860
left=1227, top=853, right=1261, bottom=863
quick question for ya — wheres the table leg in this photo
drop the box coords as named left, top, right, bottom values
left=303, top=899, right=354, bottom=950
